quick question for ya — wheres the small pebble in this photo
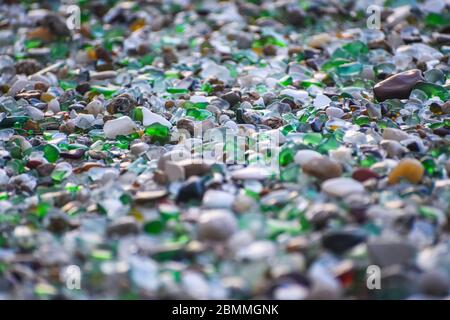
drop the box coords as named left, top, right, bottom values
left=198, top=209, right=238, bottom=241
left=373, top=69, right=425, bottom=101
left=302, top=157, right=342, bottom=181
left=382, top=127, right=411, bottom=142
left=321, top=178, right=365, bottom=197
left=352, top=168, right=379, bottom=182
left=388, top=158, right=424, bottom=184
left=294, top=149, right=322, bottom=166
left=203, top=190, right=235, bottom=209
left=419, top=270, right=450, bottom=297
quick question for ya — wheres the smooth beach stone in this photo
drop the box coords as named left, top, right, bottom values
left=90, top=70, right=117, bottom=80
left=164, top=161, right=185, bottom=182
left=177, top=159, right=211, bottom=178
left=380, top=140, right=408, bottom=158
left=367, top=240, right=416, bottom=268
left=106, top=216, right=139, bottom=237
left=157, top=149, right=191, bottom=171
left=388, top=158, right=424, bottom=184
left=302, top=157, right=342, bottom=180
left=231, top=166, right=272, bottom=180
left=308, top=33, right=332, bottom=48
left=321, top=229, right=367, bottom=254
left=220, top=91, right=241, bottom=107
left=382, top=127, right=411, bottom=141
left=197, top=209, right=238, bottom=241
left=85, top=99, right=104, bottom=116
left=202, top=190, right=235, bottom=209
left=418, top=270, right=450, bottom=297
left=352, top=168, right=379, bottom=182
left=103, top=116, right=137, bottom=139
left=329, top=147, right=353, bottom=164
left=176, top=177, right=206, bottom=203
left=294, top=149, right=322, bottom=166
left=373, top=69, right=425, bottom=101
left=130, top=142, right=149, bottom=155
left=321, top=177, right=365, bottom=197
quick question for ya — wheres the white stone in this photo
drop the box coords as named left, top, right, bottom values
left=130, top=142, right=149, bottom=155
left=380, top=139, right=408, bottom=158
left=74, top=114, right=95, bottom=129
left=103, top=116, right=137, bottom=139
left=142, top=108, right=172, bottom=128
left=382, top=127, right=410, bottom=141
left=85, top=100, right=104, bottom=116
left=198, top=209, right=238, bottom=241
left=308, top=33, right=333, bottom=48
left=294, top=149, right=322, bottom=166
left=231, top=166, right=272, bottom=180
left=343, top=130, right=367, bottom=144
left=203, top=190, right=235, bottom=209
left=236, top=240, right=276, bottom=261
left=329, top=147, right=353, bottom=164
left=164, top=161, right=185, bottom=182
left=321, top=177, right=365, bottom=197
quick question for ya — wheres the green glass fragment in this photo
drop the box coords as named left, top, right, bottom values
left=144, top=220, right=164, bottom=234
left=144, top=123, right=170, bottom=143
left=302, top=132, right=322, bottom=145
left=185, top=108, right=212, bottom=121
left=278, top=76, right=293, bottom=87
left=355, top=115, right=370, bottom=126
left=167, top=87, right=189, bottom=94
left=51, top=170, right=67, bottom=182
left=413, top=82, right=449, bottom=101
left=43, top=144, right=60, bottom=163
left=336, top=62, right=363, bottom=76
left=91, top=249, right=113, bottom=261
left=279, top=148, right=294, bottom=166
left=422, top=158, right=436, bottom=176
left=35, top=202, right=50, bottom=219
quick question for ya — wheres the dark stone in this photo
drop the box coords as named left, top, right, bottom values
left=352, top=168, right=379, bottom=182
left=106, top=217, right=139, bottom=237
left=367, top=241, right=416, bottom=267
left=39, top=13, right=70, bottom=37
left=76, top=82, right=91, bottom=95
left=15, top=59, right=42, bottom=75
left=221, top=91, right=241, bottom=108
left=105, top=93, right=137, bottom=114
left=60, top=149, right=86, bottom=159
left=373, top=69, right=425, bottom=101
left=176, top=177, right=206, bottom=203
left=321, top=229, right=366, bottom=254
